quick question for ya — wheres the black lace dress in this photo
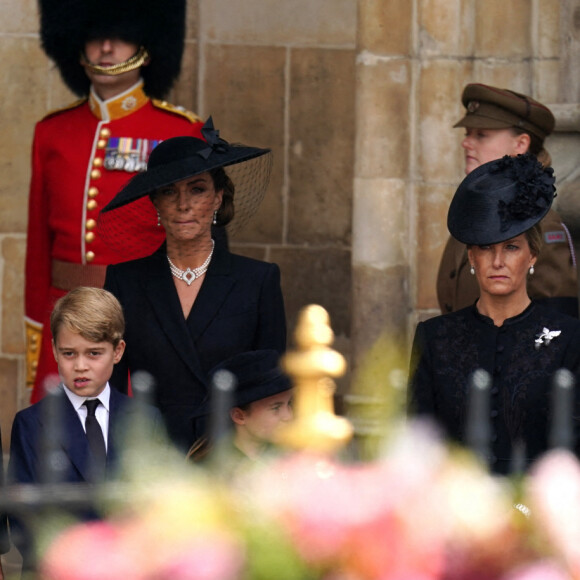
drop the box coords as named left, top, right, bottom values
left=408, top=302, right=580, bottom=474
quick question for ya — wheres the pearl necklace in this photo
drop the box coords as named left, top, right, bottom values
left=167, top=240, right=215, bottom=286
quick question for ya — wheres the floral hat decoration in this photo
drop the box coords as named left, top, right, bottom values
left=98, top=117, right=273, bottom=260
left=447, top=154, right=556, bottom=246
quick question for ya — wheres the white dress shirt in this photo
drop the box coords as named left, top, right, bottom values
left=62, top=383, right=111, bottom=450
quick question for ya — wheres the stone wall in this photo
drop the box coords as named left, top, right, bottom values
left=0, top=0, right=577, bottom=448
left=0, top=0, right=60, bottom=443
left=348, top=0, right=571, bottom=442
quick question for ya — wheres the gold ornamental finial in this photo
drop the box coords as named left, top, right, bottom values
left=275, top=305, right=353, bottom=454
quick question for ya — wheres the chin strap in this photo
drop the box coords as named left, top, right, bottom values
left=81, top=46, right=150, bottom=76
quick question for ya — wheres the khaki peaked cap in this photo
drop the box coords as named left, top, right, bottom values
left=453, top=83, right=555, bottom=142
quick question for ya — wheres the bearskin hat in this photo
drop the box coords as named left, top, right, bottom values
left=38, top=0, right=186, bottom=99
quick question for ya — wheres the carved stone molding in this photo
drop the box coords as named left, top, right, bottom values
left=546, top=103, right=580, bottom=239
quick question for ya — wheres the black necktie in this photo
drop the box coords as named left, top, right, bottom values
left=83, top=399, right=107, bottom=480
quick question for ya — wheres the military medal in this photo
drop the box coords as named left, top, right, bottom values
left=104, top=137, right=161, bottom=172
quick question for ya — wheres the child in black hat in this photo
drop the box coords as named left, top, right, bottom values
left=188, top=350, right=293, bottom=466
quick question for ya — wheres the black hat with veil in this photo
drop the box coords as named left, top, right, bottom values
left=98, top=117, right=273, bottom=260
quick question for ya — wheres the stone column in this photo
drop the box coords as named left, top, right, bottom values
left=347, top=0, right=413, bottom=451
left=559, top=0, right=580, bottom=103
left=546, top=1, right=580, bottom=301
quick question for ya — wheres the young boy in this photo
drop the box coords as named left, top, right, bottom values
left=227, top=352, right=293, bottom=460
left=188, top=350, right=293, bottom=465
left=9, top=287, right=157, bottom=571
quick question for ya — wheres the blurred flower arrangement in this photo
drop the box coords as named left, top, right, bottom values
left=34, top=306, right=580, bottom=580
left=36, top=422, right=580, bottom=580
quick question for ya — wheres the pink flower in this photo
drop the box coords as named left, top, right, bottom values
left=40, top=520, right=144, bottom=580
left=252, top=447, right=445, bottom=579
left=156, top=535, right=244, bottom=580
left=527, top=450, right=580, bottom=576
left=41, top=518, right=244, bottom=580
left=503, top=560, right=572, bottom=580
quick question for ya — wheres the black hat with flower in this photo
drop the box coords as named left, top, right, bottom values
left=447, top=154, right=556, bottom=246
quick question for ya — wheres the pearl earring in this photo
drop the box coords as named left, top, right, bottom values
left=470, top=265, right=475, bottom=275
left=529, top=264, right=535, bottom=275
left=213, top=210, right=218, bottom=225
left=157, top=211, right=161, bottom=227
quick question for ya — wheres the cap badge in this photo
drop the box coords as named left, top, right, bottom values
left=467, top=100, right=480, bottom=113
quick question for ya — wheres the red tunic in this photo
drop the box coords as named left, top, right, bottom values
left=25, top=81, right=203, bottom=402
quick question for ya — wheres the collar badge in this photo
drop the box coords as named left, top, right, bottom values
left=121, top=96, right=137, bottom=111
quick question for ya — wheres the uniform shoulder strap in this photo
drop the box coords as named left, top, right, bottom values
left=41, top=98, right=87, bottom=121
left=151, top=99, right=202, bottom=123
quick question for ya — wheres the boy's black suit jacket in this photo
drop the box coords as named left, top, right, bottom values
left=8, top=386, right=158, bottom=570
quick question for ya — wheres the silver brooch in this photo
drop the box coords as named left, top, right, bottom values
left=535, top=327, right=561, bottom=350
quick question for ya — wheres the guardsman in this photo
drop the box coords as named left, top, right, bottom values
left=26, top=0, right=204, bottom=402
left=436, top=83, right=578, bottom=318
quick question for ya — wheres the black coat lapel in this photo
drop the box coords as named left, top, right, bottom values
left=187, top=243, right=236, bottom=341
left=143, top=251, right=208, bottom=386
left=106, top=388, right=124, bottom=468
left=107, top=388, right=141, bottom=472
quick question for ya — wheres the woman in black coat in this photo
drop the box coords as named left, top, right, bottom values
left=408, top=154, right=580, bottom=475
left=100, top=119, right=286, bottom=450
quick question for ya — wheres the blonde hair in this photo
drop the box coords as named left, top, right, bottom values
left=51, top=287, right=125, bottom=347
left=510, top=127, right=552, bottom=168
